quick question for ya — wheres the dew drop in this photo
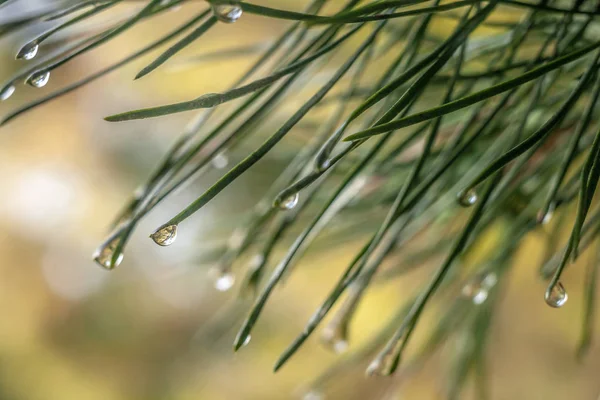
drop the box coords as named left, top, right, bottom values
left=227, top=228, right=246, bottom=250
left=26, top=70, right=50, bottom=88
left=462, top=272, right=497, bottom=305
left=302, top=391, right=324, bottom=400
left=159, top=0, right=181, bottom=11
left=248, top=253, right=265, bottom=271
left=150, top=224, right=178, bottom=246
left=457, top=189, right=477, bottom=207
left=241, top=334, right=251, bottom=347
left=0, top=84, right=15, bottom=101
left=16, top=42, right=39, bottom=60
left=321, top=325, right=349, bottom=354
left=211, top=151, right=229, bottom=169
left=545, top=282, right=568, bottom=308
left=366, top=359, right=386, bottom=376
left=280, top=193, right=299, bottom=210
left=92, top=238, right=124, bottom=270
left=212, top=4, right=243, bottom=23
left=215, top=271, right=235, bottom=291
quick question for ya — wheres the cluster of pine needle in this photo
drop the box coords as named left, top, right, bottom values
left=2, top=0, right=600, bottom=396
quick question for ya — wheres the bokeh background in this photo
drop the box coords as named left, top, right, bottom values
left=1, top=1, right=600, bottom=399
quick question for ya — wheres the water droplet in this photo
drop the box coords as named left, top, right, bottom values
left=462, top=272, right=497, bottom=305
left=366, top=359, right=386, bottom=376
left=241, top=334, right=251, bottom=347
left=537, top=205, right=555, bottom=225
left=545, top=282, right=568, bottom=308
left=247, top=254, right=265, bottom=271
left=0, top=84, right=15, bottom=101
left=458, top=189, right=477, bottom=207
left=321, top=325, right=348, bottom=354
left=280, top=193, right=299, bottom=210
left=16, top=42, right=39, bottom=60
left=302, top=391, right=324, bottom=400
left=159, top=0, right=181, bottom=11
left=215, top=271, right=235, bottom=291
left=150, top=224, right=178, bottom=246
left=227, top=228, right=246, bottom=250
left=92, top=238, right=124, bottom=270
left=26, top=70, right=50, bottom=88
left=212, top=4, right=243, bottom=23
left=211, top=152, right=229, bottom=169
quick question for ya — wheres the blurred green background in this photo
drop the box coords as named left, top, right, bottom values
left=1, top=1, right=600, bottom=399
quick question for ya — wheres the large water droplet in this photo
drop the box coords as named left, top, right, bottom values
left=212, top=4, right=243, bottom=23
left=16, top=42, right=39, bottom=60
left=0, top=84, right=15, bottom=101
left=280, top=193, right=299, bottom=210
left=211, top=151, right=229, bottom=169
left=457, top=189, right=477, bottom=207
left=215, top=271, right=235, bottom=291
left=545, top=282, right=568, bottom=308
left=150, top=224, right=178, bottom=246
left=93, top=238, right=124, bottom=270
left=26, top=70, right=50, bottom=88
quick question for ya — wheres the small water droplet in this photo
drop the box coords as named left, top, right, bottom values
left=458, top=189, right=477, bottom=207
left=0, top=84, right=15, bottom=101
left=248, top=253, right=265, bottom=271
left=280, top=193, right=299, bottom=210
left=227, top=228, right=246, bottom=250
left=366, top=359, right=386, bottom=376
left=26, top=70, right=50, bottom=88
left=241, top=334, right=251, bottom=347
left=150, top=224, right=178, bottom=246
left=302, top=390, right=324, bottom=400
left=321, top=325, right=349, bottom=354
left=93, top=238, right=124, bottom=269
left=16, top=42, right=39, bottom=60
left=212, top=4, right=243, bottom=23
left=211, top=151, right=229, bottom=169
left=462, top=271, right=497, bottom=305
left=545, top=282, right=568, bottom=308
left=537, top=206, right=554, bottom=225
left=159, top=0, right=181, bottom=11
left=215, top=271, right=235, bottom=291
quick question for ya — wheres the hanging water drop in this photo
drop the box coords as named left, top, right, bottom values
left=247, top=253, right=265, bottom=271
left=302, top=391, right=324, bottom=400
left=159, top=0, right=181, bottom=11
left=0, top=84, right=15, bottom=101
left=321, top=326, right=349, bottom=354
left=26, top=70, right=50, bottom=88
left=241, top=334, right=251, bottom=347
left=462, top=272, right=497, bottom=305
left=457, top=189, right=477, bottom=207
left=280, top=193, right=299, bottom=210
left=211, top=151, right=229, bottom=169
left=92, top=238, right=124, bottom=270
left=16, top=42, right=39, bottom=60
left=214, top=271, right=235, bottom=291
left=365, top=358, right=386, bottom=376
left=212, top=4, right=243, bottom=23
left=150, top=224, right=178, bottom=246
left=545, top=282, right=568, bottom=308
